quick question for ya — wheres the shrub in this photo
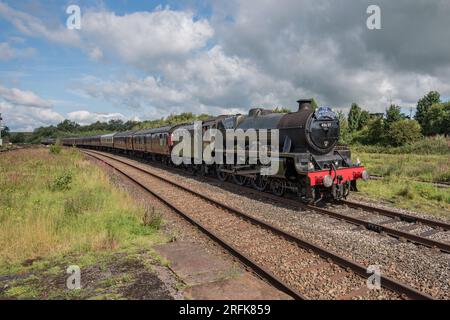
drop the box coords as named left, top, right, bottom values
left=49, top=144, right=62, bottom=154
left=49, top=139, right=62, bottom=154
left=50, top=171, right=73, bottom=191
left=387, top=119, right=422, bottom=147
left=142, top=208, right=163, bottom=230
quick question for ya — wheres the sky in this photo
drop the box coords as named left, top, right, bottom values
left=0, top=0, right=450, bottom=131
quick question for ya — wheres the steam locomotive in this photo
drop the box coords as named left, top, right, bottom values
left=62, top=99, right=368, bottom=202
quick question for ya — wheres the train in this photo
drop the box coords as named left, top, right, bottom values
left=61, top=99, right=368, bottom=202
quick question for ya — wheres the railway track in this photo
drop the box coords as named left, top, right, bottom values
left=370, top=174, right=450, bottom=189
left=82, top=149, right=434, bottom=300
left=82, top=148, right=450, bottom=253
left=85, top=149, right=450, bottom=254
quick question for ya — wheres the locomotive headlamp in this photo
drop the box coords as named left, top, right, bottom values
left=307, top=162, right=315, bottom=171
left=361, top=170, right=369, bottom=181
left=355, top=158, right=361, bottom=166
left=323, top=175, right=333, bottom=188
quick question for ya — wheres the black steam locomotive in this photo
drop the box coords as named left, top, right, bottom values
left=62, top=99, right=368, bottom=202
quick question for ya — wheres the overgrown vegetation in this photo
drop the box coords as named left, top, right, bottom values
left=353, top=151, right=450, bottom=218
left=355, top=178, right=450, bottom=220
left=340, top=91, right=450, bottom=149
left=0, top=148, right=167, bottom=273
left=355, top=152, right=449, bottom=183
left=49, top=139, right=62, bottom=154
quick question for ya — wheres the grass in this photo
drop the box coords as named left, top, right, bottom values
left=355, top=178, right=450, bottom=219
left=354, top=152, right=450, bottom=183
left=351, top=135, right=450, bottom=155
left=0, top=148, right=168, bottom=276
left=353, top=151, right=450, bottom=219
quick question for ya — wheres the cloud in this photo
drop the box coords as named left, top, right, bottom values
left=0, top=85, right=52, bottom=108
left=0, top=85, right=63, bottom=131
left=0, top=2, right=80, bottom=47
left=67, top=110, right=127, bottom=125
left=0, top=42, right=35, bottom=61
left=2, top=0, right=450, bottom=121
left=0, top=101, right=64, bottom=131
left=73, top=45, right=299, bottom=117
left=80, top=7, right=214, bottom=68
left=0, top=3, right=213, bottom=68
left=0, top=42, right=15, bottom=61
left=211, top=0, right=450, bottom=111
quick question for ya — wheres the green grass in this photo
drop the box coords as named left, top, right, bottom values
left=353, top=151, right=450, bottom=219
left=356, top=178, right=450, bottom=220
left=352, top=149, right=450, bottom=219
left=351, top=135, right=450, bottom=155
left=355, top=152, right=450, bottom=183
left=0, top=148, right=167, bottom=274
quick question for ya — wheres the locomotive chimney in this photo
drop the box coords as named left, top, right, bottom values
left=297, top=99, right=313, bottom=111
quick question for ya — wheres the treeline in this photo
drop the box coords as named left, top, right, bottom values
left=6, top=91, right=449, bottom=148
left=338, top=91, right=449, bottom=147
left=8, top=112, right=211, bottom=144
left=133, top=112, right=211, bottom=130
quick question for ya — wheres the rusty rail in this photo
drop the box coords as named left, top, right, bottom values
left=82, top=149, right=434, bottom=300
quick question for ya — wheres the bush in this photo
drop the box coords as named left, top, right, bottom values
left=49, top=144, right=62, bottom=154
left=49, top=139, right=62, bottom=154
left=387, top=119, right=422, bottom=147
left=50, top=171, right=73, bottom=191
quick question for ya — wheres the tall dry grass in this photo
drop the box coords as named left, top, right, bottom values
left=0, top=148, right=163, bottom=270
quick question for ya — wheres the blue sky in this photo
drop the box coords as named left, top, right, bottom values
left=1, top=0, right=449, bottom=131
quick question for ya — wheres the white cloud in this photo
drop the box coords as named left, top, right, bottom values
left=80, top=8, right=214, bottom=68
left=0, top=85, right=52, bottom=108
left=0, top=2, right=80, bottom=47
left=0, top=3, right=213, bottom=68
left=0, top=101, right=64, bottom=132
left=67, top=110, right=126, bottom=125
left=0, top=85, right=64, bottom=131
left=2, top=0, right=450, bottom=122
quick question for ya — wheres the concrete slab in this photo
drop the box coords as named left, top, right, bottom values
left=154, top=241, right=291, bottom=300
left=185, top=273, right=292, bottom=300
left=154, top=242, right=235, bottom=286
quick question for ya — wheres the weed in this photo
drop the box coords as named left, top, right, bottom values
left=142, top=208, right=163, bottom=230
left=50, top=171, right=73, bottom=191
left=397, top=186, right=414, bottom=199
left=49, top=144, right=62, bottom=154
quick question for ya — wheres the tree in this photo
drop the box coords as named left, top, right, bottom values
left=311, top=98, right=319, bottom=111
left=415, top=91, right=441, bottom=132
left=1, top=125, right=10, bottom=138
left=10, top=132, right=26, bottom=144
left=273, top=107, right=292, bottom=113
left=385, top=105, right=405, bottom=128
left=336, top=111, right=350, bottom=144
left=421, top=102, right=450, bottom=136
left=57, top=120, right=80, bottom=132
left=443, top=102, right=450, bottom=136
left=348, top=103, right=362, bottom=132
left=358, top=110, right=370, bottom=130
left=387, top=119, right=422, bottom=147
left=366, top=117, right=386, bottom=144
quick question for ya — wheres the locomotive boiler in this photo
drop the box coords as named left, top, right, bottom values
left=62, top=98, right=368, bottom=202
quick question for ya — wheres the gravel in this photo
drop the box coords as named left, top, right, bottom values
left=89, top=152, right=403, bottom=300
left=90, top=151, right=449, bottom=299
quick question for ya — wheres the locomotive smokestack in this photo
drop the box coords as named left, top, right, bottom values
left=297, top=99, right=313, bottom=111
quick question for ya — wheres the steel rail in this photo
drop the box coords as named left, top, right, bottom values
left=82, top=149, right=434, bottom=300
left=83, top=150, right=305, bottom=300
left=340, top=200, right=450, bottom=231
left=370, top=174, right=450, bottom=189
left=84, top=148, right=450, bottom=253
